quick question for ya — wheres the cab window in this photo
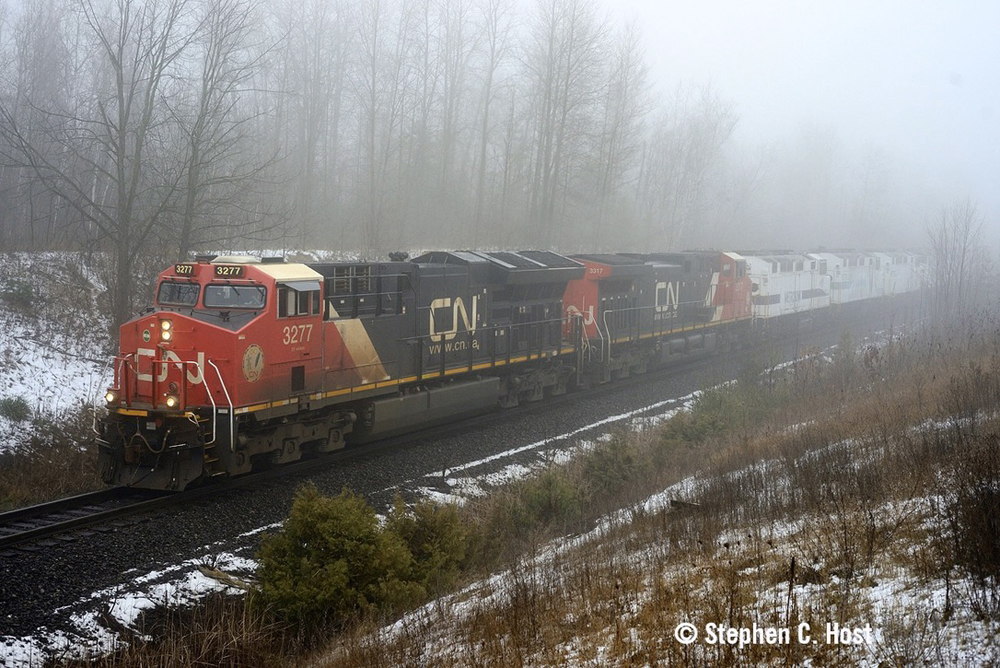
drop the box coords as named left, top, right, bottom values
left=158, top=281, right=200, bottom=306
left=204, top=284, right=266, bottom=309
left=278, top=283, right=321, bottom=317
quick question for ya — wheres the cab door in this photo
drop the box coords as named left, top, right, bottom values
left=274, top=281, right=323, bottom=397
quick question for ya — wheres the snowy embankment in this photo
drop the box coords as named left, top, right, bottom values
left=350, top=440, right=998, bottom=667
left=0, top=253, right=112, bottom=452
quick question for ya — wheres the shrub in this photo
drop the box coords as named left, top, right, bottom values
left=831, top=329, right=857, bottom=391
left=0, top=407, right=102, bottom=511
left=945, top=434, right=1000, bottom=618
left=581, top=432, right=639, bottom=500
left=657, top=389, right=730, bottom=451
left=256, top=485, right=423, bottom=630
left=522, top=468, right=582, bottom=528
left=0, top=396, right=32, bottom=422
left=0, top=279, right=33, bottom=310
left=476, top=469, right=583, bottom=563
left=386, top=496, right=468, bottom=595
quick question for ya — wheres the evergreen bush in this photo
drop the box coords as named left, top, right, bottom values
left=256, top=485, right=423, bottom=629
left=0, top=396, right=31, bottom=422
left=387, top=496, right=468, bottom=595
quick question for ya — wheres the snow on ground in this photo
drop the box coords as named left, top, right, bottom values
left=0, top=253, right=112, bottom=452
left=407, top=391, right=700, bottom=504
left=0, top=538, right=265, bottom=667
left=364, top=465, right=999, bottom=667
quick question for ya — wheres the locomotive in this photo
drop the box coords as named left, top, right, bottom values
left=97, top=248, right=922, bottom=490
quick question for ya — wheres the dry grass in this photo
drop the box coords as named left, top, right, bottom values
left=323, top=322, right=1000, bottom=666
left=58, top=594, right=299, bottom=668
left=0, top=406, right=103, bottom=511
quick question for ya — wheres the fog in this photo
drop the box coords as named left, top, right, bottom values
left=607, top=0, right=1000, bottom=246
left=0, top=0, right=995, bottom=324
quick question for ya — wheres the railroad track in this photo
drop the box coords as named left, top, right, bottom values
left=0, top=488, right=171, bottom=552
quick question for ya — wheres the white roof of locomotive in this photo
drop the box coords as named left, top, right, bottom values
left=210, top=256, right=322, bottom=282
left=255, top=263, right=322, bottom=282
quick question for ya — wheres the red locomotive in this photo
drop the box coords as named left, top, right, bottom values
left=97, top=248, right=902, bottom=490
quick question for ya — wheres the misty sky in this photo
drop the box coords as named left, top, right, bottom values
left=605, top=0, right=1000, bottom=236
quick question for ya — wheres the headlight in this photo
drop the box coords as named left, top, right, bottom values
left=161, top=329, right=173, bottom=341
left=160, top=320, right=172, bottom=330
left=105, top=390, right=118, bottom=404
left=165, top=395, right=179, bottom=409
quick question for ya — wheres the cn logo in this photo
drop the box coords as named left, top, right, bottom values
left=655, top=281, right=679, bottom=314
left=429, top=295, right=479, bottom=342
left=565, top=304, right=595, bottom=326
left=136, top=348, right=206, bottom=384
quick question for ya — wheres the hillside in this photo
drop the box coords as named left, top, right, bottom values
left=322, top=324, right=1000, bottom=666
left=0, top=253, right=111, bottom=452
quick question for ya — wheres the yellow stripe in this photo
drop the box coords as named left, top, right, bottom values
left=116, top=408, right=149, bottom=417
left=376, top=379, right=400, bottom=388
left=609, top=317, right=752, bottom=345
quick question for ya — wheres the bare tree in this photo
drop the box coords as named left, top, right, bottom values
left=0, top=0, right=76, bottom=249
left=0, top=0, right=193, bottom=327
left=173, top=0, right=282, bottom=259
left=713, top=142, right=770, bottom=248
left=471, top=0, right=513, bottom=242
left=927, top=198, right=992, bottom=319
left=524, top=0, right=608, bottom=247
left=589, top=20, right=648, bottom=248
left=275, top=0, right=353, bottom=246
left=352, top=0, right=414, bottom=253
left=847, top=144, right=890, bottom=245
left=635, top=84, right=737, bottom=249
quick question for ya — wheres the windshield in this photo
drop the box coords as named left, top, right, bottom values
left=157, top=281, right=200, bottom=307
left=203, top=283, right=266, bottom=309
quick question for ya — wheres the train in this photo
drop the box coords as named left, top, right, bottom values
left=97, top=248, right=925, bottom=490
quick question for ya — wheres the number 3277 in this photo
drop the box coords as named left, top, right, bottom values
left=283, top=324, right=313, bottom=345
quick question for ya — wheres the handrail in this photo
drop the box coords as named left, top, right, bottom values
left=119, top=354, right=137, bottom=406
left=91, top=358, right=115, bottom=436
left=208, top=360, right=235, bottom=451
left=199, top=360, right=218, bottom=446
